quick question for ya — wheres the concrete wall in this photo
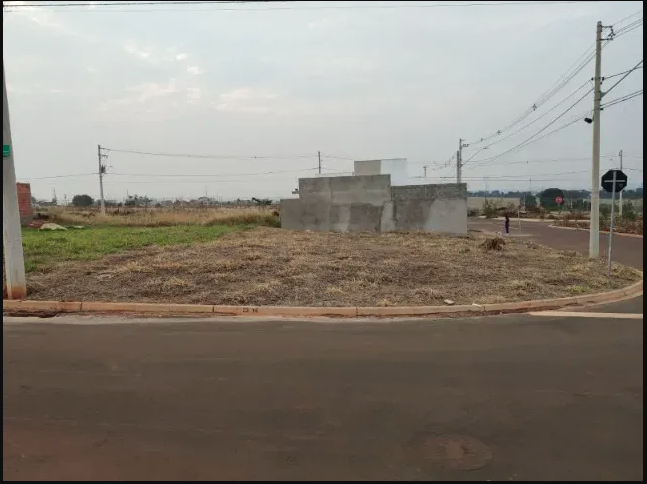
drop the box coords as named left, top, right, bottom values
left=299, top=175, right=392, bottom=206
left=379, top=158, right=408, bottom=186
left=282, top=175, right=467, bottom=234
left=389, top=184, right=468, bottom=234
left=353, top=158, right=408, bottom=186
left=353, top=159, right=381, bottom=177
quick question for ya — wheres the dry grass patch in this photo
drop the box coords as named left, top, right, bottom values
left=44, top=206, right=280, bottom=228
left=23, top=228, right=640, bottom=307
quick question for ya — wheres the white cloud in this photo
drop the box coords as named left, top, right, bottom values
left=4, top=1, right=97, bottom=41
left=187, top=87, right=202, bottom=103
left=126, top=80, right=181, bottom=103
left=176, top=53, right=188, bottom=61
left=307, top=17, right=346, bottom=31
left=187, top=65, right=206, bottom=76
left=124, top=41, right=152, bottom=61
left=214, top=87, right=281, bottom=114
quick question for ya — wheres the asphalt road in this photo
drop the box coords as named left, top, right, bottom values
left=3, top=315, right=644, bottom=481
left=3, top=220, right=643, bottom=481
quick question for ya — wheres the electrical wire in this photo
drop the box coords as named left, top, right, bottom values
left=610, top=9, right=643, bottom=28
left=5, top=1, right=600, bottom=11
left=464, top=45, right=597, bottom=147
left=465, top=81, right=592, bottom=162
left=21, top=173, right=97, bottom=180
left=461, top=11, right=642, bottom=153
left=468, top=88, right=592, bottom=164
left=601, top=89, right=643, bottom=109
left=604, top=65, right=644, bottom=80
left=102, top=147, right=317, bottom=160
left=109, top=168, right=317, bottom=178
left=611, top=18, right=644, bottom=40
left=603, top=60, right=643, bottom=97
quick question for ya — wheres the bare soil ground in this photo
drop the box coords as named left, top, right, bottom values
left=20, top=228, right=640, bottom=307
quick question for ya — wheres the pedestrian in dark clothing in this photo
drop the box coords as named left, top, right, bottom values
left=504, top=214, right=510, bottom=235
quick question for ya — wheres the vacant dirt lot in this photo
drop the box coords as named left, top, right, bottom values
left=20, top=228, right=640, bottom=307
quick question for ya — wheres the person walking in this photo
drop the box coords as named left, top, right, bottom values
left=504, top=214, right=510, bottom=235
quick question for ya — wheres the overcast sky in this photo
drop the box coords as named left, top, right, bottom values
left=3, top=0, right=644, bottom=202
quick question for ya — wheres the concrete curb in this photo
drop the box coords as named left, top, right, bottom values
left=548, top=224, right=644, bottom=239
left=3, top=276, right=642, bottom=319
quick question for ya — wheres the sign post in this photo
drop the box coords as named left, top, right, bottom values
left=601, top=169, right=628, bottom=277
left=607, top=171, right=617, bottom=277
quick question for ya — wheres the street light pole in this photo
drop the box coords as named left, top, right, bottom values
left=589, top=20, right=603, bottom=259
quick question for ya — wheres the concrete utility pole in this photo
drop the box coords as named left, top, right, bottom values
left=97, top=144, right=107, bottom=215
left=589, top=20, right=603, bottom=259
left=456, top=138, right=470, bottom=185
left=2, top=58, right=27, bottom=299
left=618, top=149, right=623, bottom=217
left=318, top=151, right=321, bottom=175
left=457, top=139, right=463, bottom=184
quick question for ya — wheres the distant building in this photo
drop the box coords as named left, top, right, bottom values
left=16, top=183, right=33, bottom=224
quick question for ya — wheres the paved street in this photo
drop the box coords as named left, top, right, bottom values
left=2, top=314, right=644, bottom=481
left=3, top=221, right=643, bottom=481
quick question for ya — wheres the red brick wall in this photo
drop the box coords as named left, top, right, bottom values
left=16, top=183, right=32, bottom=220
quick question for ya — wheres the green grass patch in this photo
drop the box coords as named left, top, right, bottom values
left=20, top=225, right=246, bottom=273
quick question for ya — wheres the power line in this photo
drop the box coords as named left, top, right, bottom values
left=610, top=9, right=643, bottom=28
left=611, top=17, right=644, bottom=40
left=465, top=81, right=592, bottom=162
left=427, top=169, right=590, bottom=180
left=464, top=45, right=597, bottom=147
left=21, top=173, right=96, bottom=180
left=604, top=65, right=644, bottom=81
left=102, top=147, right=317, bottom=160
left=109, top=168, right=317, bottom=178
left=601, top=89, right=644, bottom=109
left=320, top=154, right=356, bottom=161
left=603, top=60, right=643, bottom=97
left=460, top=10, right=642, bottom=158
left=468, top=154, right=617, bottom=168
left=469, top=88, right=593, bottom=164
left=6, top=1, right=601, bottom=11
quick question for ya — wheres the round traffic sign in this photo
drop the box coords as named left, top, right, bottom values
left=555, top=196, right=563, bottom=204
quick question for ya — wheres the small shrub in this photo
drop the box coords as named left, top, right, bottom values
left=481, top=236, right=506, bottom=251
left=482, top=200, right=498, bottom=219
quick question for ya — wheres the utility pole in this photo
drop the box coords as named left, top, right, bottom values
left=423, top=165, right=428, bottom=178
left=589, top=20, right=603, bottom=259
left=457, top=139, right=463, bottom=184
left=618, top=149, right=623, bottom=216
left=457, top=138, right=470, bottom=184
left=2, top=58, right=27, bottom=299
left=97, top=144, right=107, bottom=215
left=317, top=151, right=322, bottom=175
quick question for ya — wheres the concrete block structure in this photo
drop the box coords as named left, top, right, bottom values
left=280, top=174, right=468, bottom=234
left=353, top=158, right=408, bottom=186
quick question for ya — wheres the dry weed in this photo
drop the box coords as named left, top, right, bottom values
left=23, top=228, right=640, bottom=307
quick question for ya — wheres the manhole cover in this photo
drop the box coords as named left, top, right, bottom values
left=407, top=432, right=493, bottom=472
